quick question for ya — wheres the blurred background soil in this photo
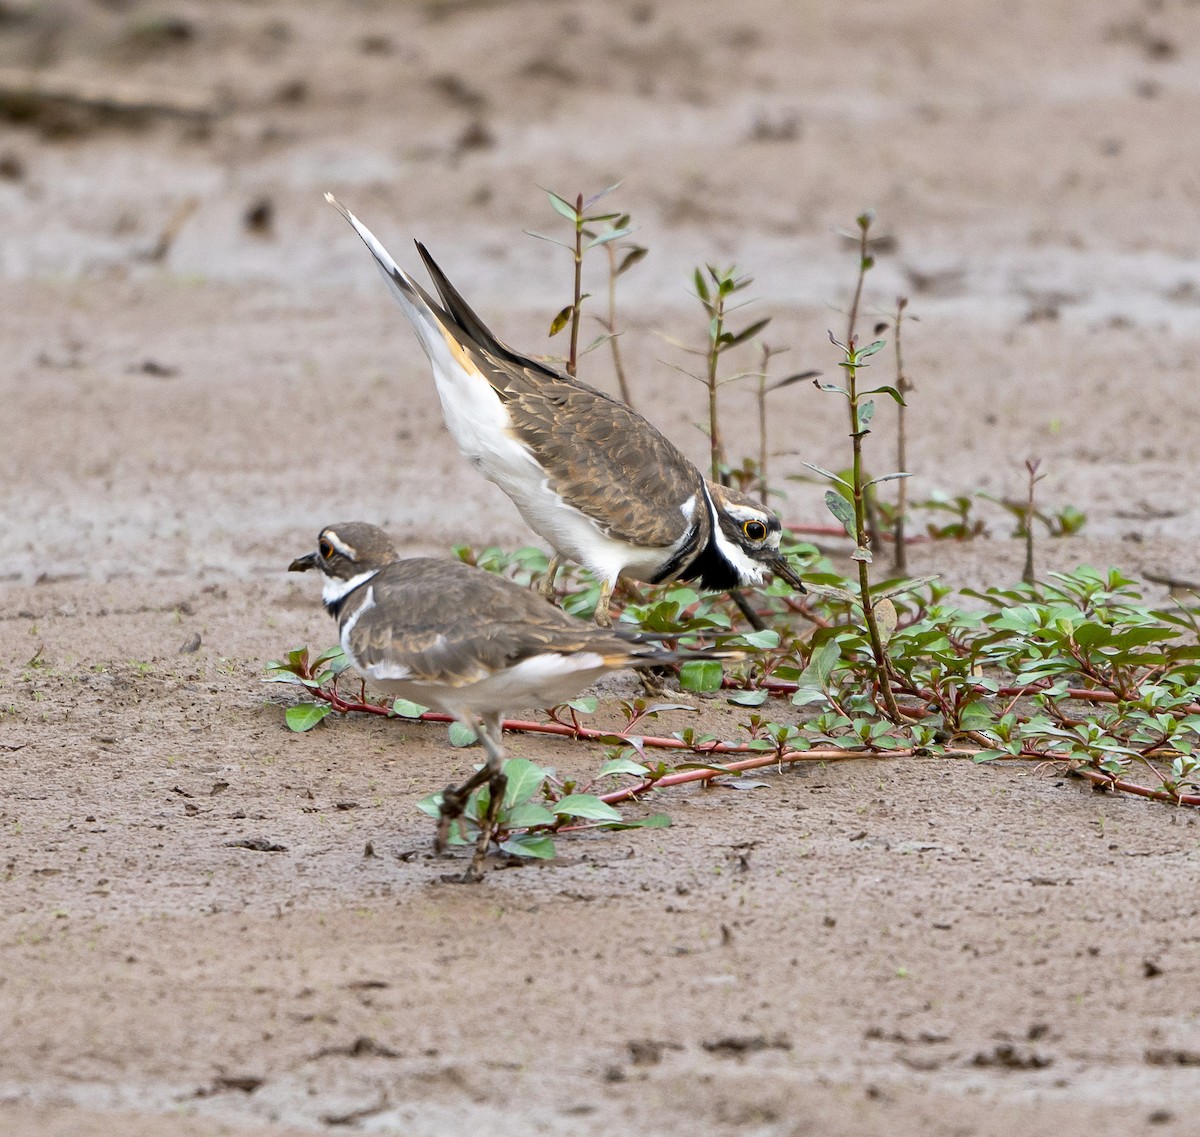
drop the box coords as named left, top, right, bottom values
left=2, top=1, right=1199, bottom=1134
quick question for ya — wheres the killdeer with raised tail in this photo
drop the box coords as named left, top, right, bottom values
left=290, top=521, right=742, bottom=878
left=325, top=194, right=806, bottom=625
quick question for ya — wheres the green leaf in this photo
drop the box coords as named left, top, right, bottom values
left=680, top=659, right=723, bottom=693
left=876, top=575, right=939, bottom=600
left=416, top=791, right=443, bottom=818
left=582, top=181, right=623, bottom=209
left=598, top=756, right=651, bottom=778
left=959, top=701, right=995, bottom=731
left=801, top=463, right=853, bottom=487
left=587, top=226, right=634, bottom=248
left=500, top=757, right=548, bottom=808
left=856, top=338, right=887, bottom=360
left=800, top=580, right=859, bottom=605
left=859, top=399, right=875, bottom=428
left=796, top=638, right=841, bottom=692
left=523, top=229, right=575, bottom=250
left=728, top=689, right=769, bottom=706
left=814, top=381, right=851, bottom=397
left=313, top=645, right=348, bottom=670
left=861, top=384, right=907, bottom=405
left=552, top=794, right=623, bottom=821
left=824, top=489, right=856, bottom=537
left=693, top=267, right=710, bottom=303
left=448, top=721, right=478, bottom=747
left=724, top=317, right=771, bottom=348
left=546, top=190, right=579, bottom=221
left=504, top=802, right=556, bottom=829
left=874, top=597, right=897, bottom=644
left=617, top=246, right=648, bottom=276
left=548, top=304, right=573, bottom=337
left=499, top=832, right=557, bottom=859
left=562, top=696, right=598, bottom=714
left=865, top=471, right=913, bottom=489
left=285, top=703, right=333, bottom=732
left=742, top=629, right=781, bottom=650
left=286, top=646, right=309, bottom=669
left=391, top=698, right=430, bottom=718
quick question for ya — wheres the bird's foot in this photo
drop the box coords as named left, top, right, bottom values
left=434, top=782, right=470, bottom=854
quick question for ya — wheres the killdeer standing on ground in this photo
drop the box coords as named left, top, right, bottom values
left=325, top=194, right=806, bottom=626
left=290, top=521, right=742, bottom=878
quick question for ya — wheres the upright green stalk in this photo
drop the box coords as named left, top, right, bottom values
left=892, top=296, right=912, bottom=574
left=603, top=242, right=636, bottom=406
left=842, top=337, right=903, bottom=722
left=534, top=185, right=632, bottom=381
left=692, top=265, right=769, bottom=485
left=1022, top=458, right=1044, bottom=585
left=812, top=212, right=907, bottom=722
left=568, top=192, right=584, bottom=377
left=757, top=343, right=771, bottom=506
left=705, top=286, right=729, bottom=481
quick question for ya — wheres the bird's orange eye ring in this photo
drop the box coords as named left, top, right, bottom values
left=319, top=538, right=335, bottom=559
left=742, top=520, right=768, bottom=541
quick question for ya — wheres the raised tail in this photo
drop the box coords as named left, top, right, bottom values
left=325, top=193, right=465, bottom=378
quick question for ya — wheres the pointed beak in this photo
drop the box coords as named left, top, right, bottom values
left=767, top=551, right=807, bottom=594
left=289, top=552, right=318, bottom=573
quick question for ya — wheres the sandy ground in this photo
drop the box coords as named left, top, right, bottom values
left=3, top=1, right=1200, bottom=1133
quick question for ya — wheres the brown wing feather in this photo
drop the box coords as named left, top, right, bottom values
left=472, top=352, right=706, bottom=549
left=414, top=243, right=707, bottom=551
left=346, top=559, right=649, bottom=686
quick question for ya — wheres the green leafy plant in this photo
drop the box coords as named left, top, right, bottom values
left=266, top=193, right=1198, bottom=876
left=417, top=757, right=669, bottom=861
left=804, top=212, right=908, bottom=721
left=527, top=184, right=638, bottom=381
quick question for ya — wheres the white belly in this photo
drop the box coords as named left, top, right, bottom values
left=372, top=653, right=613, bottom=718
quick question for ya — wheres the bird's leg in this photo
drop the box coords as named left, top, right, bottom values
left=538, top=553, right=562, bottom=599
left=434, top=713, right=508, bottom=881
left=636, top=665, right=693, bottom=705
left=594, top=577, right=615, bottom=628
left=468, top=715, right=508, bottom=880
left=435, top=713, right=496, bottom=854
left=728, top=587, right=767, bottom=632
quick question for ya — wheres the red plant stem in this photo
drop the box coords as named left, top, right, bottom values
left=1065, top=765, right=1200, bottom=806
left=315, top=683, right=780, bottom=755
left=307, top=682, right=1200, bottom=808
left=598, top=747, right=903, bottom=804
left=721, top=674, right=1200, bottom=714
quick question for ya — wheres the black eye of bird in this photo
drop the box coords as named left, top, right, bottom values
left=742, top=519, right=768, bottom=542
left=319, top=538, right=334, bottom=559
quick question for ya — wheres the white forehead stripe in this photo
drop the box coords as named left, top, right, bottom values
left=323, top=531, right=357, bottom=559
left=722, top=503, right=770, bottom=524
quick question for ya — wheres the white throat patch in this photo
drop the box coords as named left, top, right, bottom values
left=322, top=568, right=380, bottom=607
